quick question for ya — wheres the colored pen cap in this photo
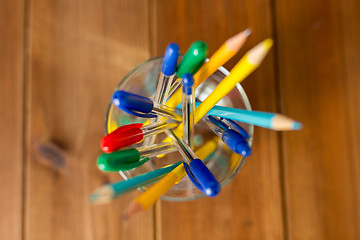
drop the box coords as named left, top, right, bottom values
left=181, top=73, right=194, bottom=95
left=112, top=90, right=156, bottom=118
left=222, top=129, right=251, bottom=157
left=162, top=43, right=179, bottom=76
left=183, top=159, right=221, bottom=197
left=176, top=41, right=208, bottom=78
left=97, top=149, right=149, bottom=171
left=101, top=123, right=144, bottom=153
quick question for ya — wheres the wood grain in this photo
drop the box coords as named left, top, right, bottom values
left=275, top=0, right=360, bottom=238
left=0, top=1, right=25, bottom=240
left=150, top=1, right=284, bottom=239
left=25, top=0, right=154, bottom=239
left=1, top=0, right=359, bottom=239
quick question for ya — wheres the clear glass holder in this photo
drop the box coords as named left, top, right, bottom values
left=105, top=56, right=253, bottom=201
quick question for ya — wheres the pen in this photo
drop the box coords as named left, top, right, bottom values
left=146, top=43, right=179, bottom=146
left=165, top=29, right=251, bottom=109
left=161, top=38, right=273, bottom=143
left=97, top=142, right=176, bottom=171
left=165, top=129, right=220, bottom=197
left=89, top=161, right=182, bottom=204
left=123, top=137, right=218, bottom=219
left=167, top=41, right=208, bottom=97
left=112, top=90, right=182, bottom=122
left=178, top=102, right=302, bottom=131
left=204, top=116, right=251, bottom=156
left=154, top=43, right=179, bottom=104
left=181, top=73, right=195, bottom=148
left=100, top=121, right=179, bottom=153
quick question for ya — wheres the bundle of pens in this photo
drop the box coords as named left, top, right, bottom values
left=90, top=29, right=302, bottom=219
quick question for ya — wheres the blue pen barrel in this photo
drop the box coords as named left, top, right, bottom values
left=189, top=159, right=221, bottom=197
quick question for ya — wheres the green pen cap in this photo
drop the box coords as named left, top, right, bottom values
left=176, top=41, right=208, bottom=78
left=97, top=148, right=140, bottom=171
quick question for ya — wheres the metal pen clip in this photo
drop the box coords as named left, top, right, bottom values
left=183, top=162, right=204, bottom=191
left=121, top=106, right=158, bottom=118
left=222, top=118, right=250, bottom=139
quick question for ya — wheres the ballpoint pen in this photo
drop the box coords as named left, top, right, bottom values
left=165, top=129, right=220, bottom=197
left=146, top=43, right=179, bottom=146
left=204, top=116, right=251, bottom=156
left=89, top=161, right=182, bottom=204
left=97, top=142, right=176, bottom=171
left=154, top=43, right=179, bottom=105
left=167, top=41, right=208, bottom=97
left=100, top=121, right=179, bottom=153
left=181, top=73, right=195, bottom=148
left=123, top=137, right=218, bottom=219
left=177, top=102, right=303, bottom=131
left=112, top=90, right=182, bottom=122
left=161, top=38, right=273, bottom=143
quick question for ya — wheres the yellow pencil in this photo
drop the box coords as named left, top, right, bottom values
left=123, top=137, right=218, bottom=219
left=165, top=29, right=251, bottom=109
left=161, top=38, right=273, bottom=143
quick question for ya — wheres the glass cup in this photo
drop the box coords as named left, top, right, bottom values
left=105, top=56, right=253, bottom=201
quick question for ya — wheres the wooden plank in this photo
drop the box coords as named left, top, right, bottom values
left=151, top=1, right=284, bottom=239
left=25, top=0, right=154, bottom=239
left=275, top=0, right=360, bottom=238
left=0, top=1, right=25, bottom=240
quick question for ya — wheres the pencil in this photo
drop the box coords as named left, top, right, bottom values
left=180, top=102, right=302, bottom=131
left=165, top=29, right=251, bottom=109
left=123, top=137, right=218, bottom=219
left=89, top=161, right=182, bottom=204
left=194, top=38, right=273, bottom=123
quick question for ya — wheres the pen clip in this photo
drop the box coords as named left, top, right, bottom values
left=222, top=118, right=250, bottom=139
left=121, top=106, right=158, bottom=118
left=183, top=160, right=221, bottom=197
left=183, top=162, right=204, bottom=192
left=118, top=157, right=150, bottom=171
left=207, top=116, right=228, bottom=131
left=115, top=123, right=144, bottom=132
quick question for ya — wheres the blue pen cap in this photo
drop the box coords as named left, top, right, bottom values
left=181, top=73, right=194, bottom=95
left=188, top=159, right=221, bottom=197
left=162, top=43, right=179, bottom=76
left=222, top=129, right=252, bottom=157
left=112, top=90, right=153, bottom=113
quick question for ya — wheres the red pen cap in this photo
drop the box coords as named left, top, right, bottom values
left=100, top=123, right=144, bottom=153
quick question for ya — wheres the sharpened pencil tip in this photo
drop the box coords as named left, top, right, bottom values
left=243, top=28, right=252, bottom=38
left=226, top=29, right=251, bottom=52
left=293, top=122, right=303, bottom=130
left=262, top=38, right=273, bottom=50
left=122, top=213, right=130, bottom=221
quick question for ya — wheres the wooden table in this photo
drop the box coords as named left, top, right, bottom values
left=1, top=0, right=359, bottom=239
